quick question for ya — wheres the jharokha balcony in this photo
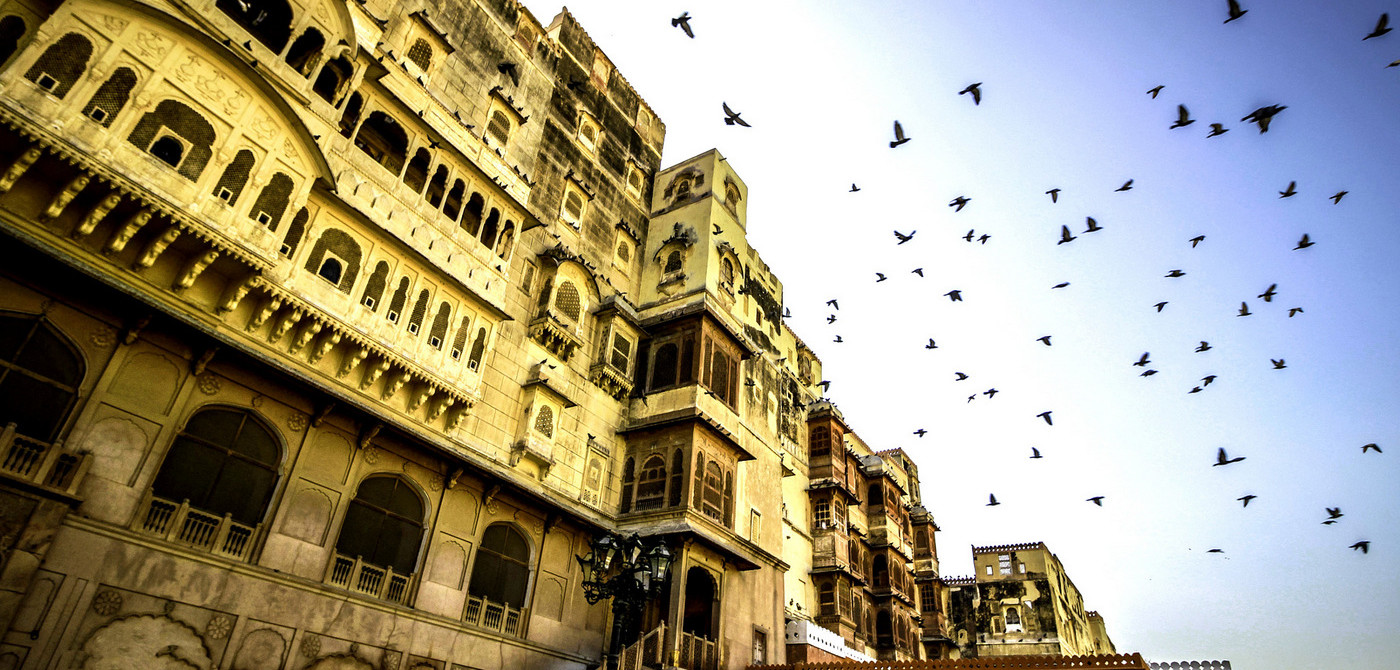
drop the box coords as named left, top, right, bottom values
left=0, top=422, right=89, bottom=496
left=130, top=491, right=263, bottom=561
left=325, top=552, right=416, bottom=605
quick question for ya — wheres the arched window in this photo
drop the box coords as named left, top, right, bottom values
left=280, top=207, right=308, bottom=257
left=0, top=314, right=84, bottom=442
left=442, top=179, right=464, bottom=220
left=674, top=178, right=691, bottom=201
left=461, top=193, right=484, bottom=235
left=127, top=100, right=216, bottom=180
left=150, top=407, right=279, bottom=526
left=682, top=567, right=716, bottom=638
left=284, top=27, right=324, bottom=77
left=407, top=289, right=430, bottom=334
left=81, top=67, right=136, bottom=127
left=450, top=316, right=471, bottom=360
left=24, top=32, right=91, bottom=99
left=216, top=0, right=293, bottom=53
left=314, top=57, right=352, bottom=104
left=1005, top=606, right=1022, bottom=632
left=386, top=277, right=409, bottom=323
left=0, top=16, right=26, bottom=67
left=719, top=257, right=734, bottom=289
left=250, top=173, right=294, bottom=229
left=554, top=281, right=581, bottom=321
left=403, top=148, right=429, bottom=193
left=635, top=455, right=666, bottom=511
left=302, top=229, right=362, bottom=293
left=361, top=261, right=388, bottom=310
left=533, top=404, right=554, bottom=437
left=485, top=109, right=512, bottom=146
left=467, top=327, right=487, bottom=370
left=406, top=39, right=433, bottom=70
left=428, top=302, right=450, bottom=349
left=424, top=166, right=448, bottom=208
left=620, top=456, right=635, bottom=513
left=664, top=251, right=682, bottom=274
left=338, top=91, right=363, bottom=137
left=495, top=222, right=515, bottom=260
left=334, top=476, right=425, bottom=575
left=650, top=343, right=677, bottom=390
left=479, top=208, right=499, bottom=249
left=468, top=524, right=531, bottom=608
left=316, top=257, right=342, bottom=284
left=669, top=449, right=684, bottom=507
left=353, top=111, right=408, bottom=174
left=212, top=149, right=256, bottom=205
left=700, top=462, right=724, bottom=522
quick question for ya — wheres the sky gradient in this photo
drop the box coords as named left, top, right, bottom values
left=520, top=2, right=1400, bottom=667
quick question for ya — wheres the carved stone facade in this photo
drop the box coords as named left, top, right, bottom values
left=0, top=0, right=969, bottom=669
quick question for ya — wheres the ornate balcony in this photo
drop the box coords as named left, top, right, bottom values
left=589, top=361, right=633, bottom=400
left=130, top=492, right=262, bottom=561
left=527, top=310, right=585, bottom=361
left=325, top=552, right=415, bottom=605
left=677, top=630, right=720, bottom=670
left=0, top=423, right=89, bottom=496
left=463, top=594, right=527, bottom=637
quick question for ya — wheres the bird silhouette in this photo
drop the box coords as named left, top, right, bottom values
left=875, top=273, right=887, bottom=283
left=1116, top=179, right=1134, bottom=191
left=1166, top=269, right=1186, bottom=278
left=945, top=290, right=963, bottom=302
left=1190, top=235, right=1206, bottom=247
left=1047, top=188, right=1061, bottom=203
left=1258, top=284, right=1277, bottom=302
left=1147, top=85, right=1164, bottom=98
left=1140, top=369, right=1158, bottom=377
left=1294, top=234, right=1314, bottom=250
left=1207, top=123, right=1229, bottom=137
left=722, top=102, right=750, bottom=127
left=1362, top=443, right=1383, bottom=454
left=1058, top=225, right=1077, bottom=245
left=1242, top=104, right=1286, bottom=133
left=1037, top=335, right=1052, bottom=346
left=912, top=268, right=924, bottom=276
left=713, top=223, right=723, bottom=235
left=894, top=230, right=915, bottom=244
left=1214, top=447, right=1245, bottom=466
left=925, top=339, right=938, bottom=349
left=827, top=299, right=839, bottom=310
left=978, top=234, right=991, bottom=244
left=890, top=120, right=911, bottom=147
left=987, top=494, right=1000, bottom=506
left=984, top=388, right=999, bottom=398
left=850, top=183, right=861, bottom=192
left=955, top=372, right=969, bottom=381
left=1202, top=375, right=1217, bottom=386
left=968, top=394, right=977, bottom=403
left=1084, top=217, right=1103, bottom=233
left=1197, top=342, right=1212, bottom=352
left=1363, top=13, right=1390, bottom=40
left=959, top=82, right=983, bottom=105
left=1087, top=496, right=1104, bottom=506
left=1351, top=541, right=1371, bottom=554
left=1279, top=181, right=1297, bottom=198
left=1154, top=301, right=1169, bottom=312
left=1207, top=548, right=1225, bottom=554
left=817, top=380, right=832, bottom=392
left=1030, top=447, right=1042, bottom=459
left=826, top=314, right=837, bottom=324
left=964, top=229, right=977, bottom=242
left=833, top=335, right=843, bottom=343
left=1238, top=302, right=1252, bottom=316
left=1134, top=352, right=1151, bottom=367
left=1288, top=307, right=1304, bottom=317
left=1037, top=411, right=1054, bottom=426
left=672, top=11, right=694, bottom=37
left=1327, top=507, right=1344, bottom=519
left=1331, top=190, right=1348, bottom=204
left=1171, top=104, right=1195, bottom=129
left=1238, top=494, right=1257, bottom=507
left=950, top=196, right=971, bottom=211
left=1189, top=386, right=1203, bottom=394
left=1225, top=0, right=1248, bottom=23
left=1052, top=282, right=1071, bottom=289
left=914, top=428, right=927, bottom=437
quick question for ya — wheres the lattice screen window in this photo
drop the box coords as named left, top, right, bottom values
left=386, top=278, right=409, bottom=323
left=24, top=32, right=91, bottom=98
left=127, top=100, right=216, bottom=181
left=560, top=186, right=585, bottom=229
left=609, top=331, right=632, bottom=372
left=577, top=114, right=600, bottom=154
left=361, top=261, right=388, bottom=310
left=81, top=67, right=136, bottom=127
left=486, top=109, right=512, bottom=146
left=533, top=404, right=554, bottom=438
left=663, top=251, right=682, bottom=274
left=450, top=315, right=471, bottom=360
left=407, top=289, right=430, bottom=335
left=249, top=173, right=294, bottom=229
left=554, top=281, right=581, bottom=321
left=428, top=302, right=451, bottom=349
left=406, top=39, right=433, bottom=70
left=212, top=150, right=256, bottom=205
left=615, top=240, right=632, bottom=266
left=635, top=455, right=666, bottom=510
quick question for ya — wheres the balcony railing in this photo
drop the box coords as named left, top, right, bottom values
left=0, top=423, right=89, bottom=495
left=677, top=631, right=720, bottom=670
left=131, top=492, right=261, bottom=561
left=463, top=594, right=527, bottom=637
left=618, top=623, right=666, bottom=670
left=325, top=553, right=415, bottom=605
left=921, top=611, right=951, bottom=639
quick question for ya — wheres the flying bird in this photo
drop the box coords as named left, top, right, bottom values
left=1207, top=123, right=1229, bottom=137
left=1147, top=85, right=1164, bottom=98
left=1214, top=447, right=1245, bottom=466
left=1294, top=234, right=1314, bottom=250
left=1362, top=443, right=1383, bottom=453
left=1140, top=369, right=1158, bottom=377
left=1116, top=179, right=1134, bottom=191
left=1288, top=307, right=1304, bottom=317
left=1052, top=282, right=1070, bottom=289
left=890, top=120, right=911, bottom=148
left=925, top=338, right=938, bottom=349
left=945, top=290, right=963, bottom=302
left=1258, top=284, right=1277, bottom=302
left=963, top=229, right=976, bottom=242
left=1237, top=302, right=1252, bottom=316
left=1086, top=496, right=1104, bottom=507
left=1037, top=335, right=1052, bottom=346
left=968, top=394, right=977, bottom=403
left=894, top=230, right=915, bottom=244
left=1279, top=181, right=1297, bottom=198
left=1154, top=301, right=1168, bottom=312
left=875, top=272, right=887, bottom=283
left=1327, top=507, right=1344, bottom=519
left=1202, top=375, right=1217, bottom=386
left=912, top=268, right=924, bottom=276
left=1363, top=13, right=1390, bottom=40
left=1189, top=386, right=1202, bottom=394
left=849, top=183, right=861, bottom=193
left=983, top=388, right=999, bottom=398
left=1046, top=188, right=1061, bottom=203
left=712, top=223, right=723, bottom=235
left=1030, top=447, right=1042, bottom=459
left=978, top=234, right=991, bottom=244
left=1241, top=104, right=1286, bottom=133
left=987, top=494, right=1000, bottom=506
left=1331, top=190, right=1348, bottom=204
left=1207, top=549, right=1224, bottom=554
left=826, top=314, right=837, bottom=324
left=1170, top=104, right=1195, bottom=129
left=949, top=196, right=971, bottom=211
left=1084, top=217, right=1102, bottom=233
left=1197, top=342, right=1212, bottom=352
left=914, top=429, right=927, bottom=437
left=1057, top=225, right=1077, bottom=245
left=1225, top=0, right=1248, bottom=23
left=1238, top=494, right=1257, bottom=507
left=1351, top=541, right=1371, bottom=554
left=671, top=11, right=694, bottom=38
left=1133, top=352, right=1151, bottom=367
left=827, top=299, right=839, bottom=310
left=1037, top=411, right=1054, bottom=426
left=959, top=82, right=982, bottom=105
left=1190, top=235, right=1206, bottom=247
left=722, top=102, right=750, bottom=127
left=954, top=372, right=969, bottom=381
left=1166, top=269, right=1186, bottom=278
left=833, top=335, right=843, bottom=343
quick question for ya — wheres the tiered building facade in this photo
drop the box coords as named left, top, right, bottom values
left=0, top=0, right=972, bottom=668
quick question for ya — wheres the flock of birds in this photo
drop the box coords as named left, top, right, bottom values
left=666, top=2, right=1391, bottom=559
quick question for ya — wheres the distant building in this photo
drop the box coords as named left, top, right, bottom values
left=945, top=542, right=1115, bottom=658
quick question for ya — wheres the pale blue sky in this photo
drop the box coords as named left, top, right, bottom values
left=522, top=2, right=1400, bottom=667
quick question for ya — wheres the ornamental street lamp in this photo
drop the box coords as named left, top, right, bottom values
left=577, top=532, right=673, bottom=669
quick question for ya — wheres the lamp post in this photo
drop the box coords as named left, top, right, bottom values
left=577, top=532, right=673, bottom=669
